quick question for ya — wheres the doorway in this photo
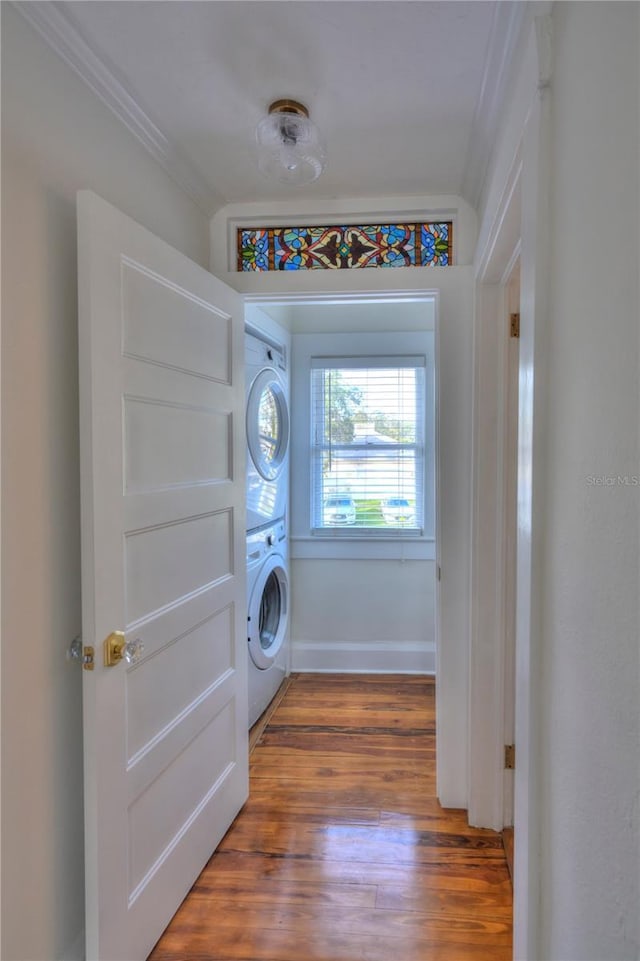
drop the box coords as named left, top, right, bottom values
left=249, top=297, right=438, bottom=685
left=241, top=273, right=474, bottom=813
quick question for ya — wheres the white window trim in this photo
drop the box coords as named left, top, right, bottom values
left=291, top=329, right=435, bottom=561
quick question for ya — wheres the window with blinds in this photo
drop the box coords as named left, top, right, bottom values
left=310, top=356, right=426, bottom=533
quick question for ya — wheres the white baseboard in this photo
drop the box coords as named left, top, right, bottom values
left=290, top=640, right=435, bottom=674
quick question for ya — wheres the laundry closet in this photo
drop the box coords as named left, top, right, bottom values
left=244, top=298, right=436, bottom=728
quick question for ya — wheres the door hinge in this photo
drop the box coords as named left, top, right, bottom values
left=510, top=312, right=520, bottom=339
left=504, top=744, right=516, bottom=769
left=437, top=565, right=441, bottom=582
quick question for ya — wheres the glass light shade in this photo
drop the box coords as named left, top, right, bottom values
left=256, top=109, right=326, bottom=186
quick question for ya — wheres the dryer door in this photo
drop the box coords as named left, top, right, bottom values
left=246, top=368, right=289, bottom=481
left=248, top=553, right=289, bottom=669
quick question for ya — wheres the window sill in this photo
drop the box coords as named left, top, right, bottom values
left=290, top=536, right=436, bottom=561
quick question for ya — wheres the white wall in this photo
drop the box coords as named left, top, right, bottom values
left=0, top=8, right=209, bottom=960
left=538, top=5, right=639, bottom=959
left=476, top=4, right=640, bottom=959
left=289, top=320, right=436, bottom=675
left=211, top=194, right=478, bottom=273
left=290, top=559, right=435, bottom=673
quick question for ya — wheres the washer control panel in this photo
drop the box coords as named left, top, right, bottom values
left=246, top=518, right=286, bottom=565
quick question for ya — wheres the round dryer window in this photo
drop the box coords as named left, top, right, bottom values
left=247, top=369, right=289, bottom=481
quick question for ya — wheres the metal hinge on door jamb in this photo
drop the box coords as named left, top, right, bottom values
left=504, top=744, right=516, bottom=769
left=510, top=313, right=520, bottom=338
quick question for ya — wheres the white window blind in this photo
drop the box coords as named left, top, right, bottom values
left=310, top=356, right=426, bottom=534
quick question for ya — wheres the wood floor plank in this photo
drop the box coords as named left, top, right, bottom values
left=375, top=883, right=514, bottom=919
left=502, top=825, right=515, bottom=882
left=248, top=778, right=438, bottom=814
left=290, top=672, right=434, bottom=690
left=151, top=928, right=511, bottom=961
left=189, top=876, right=378, bottom=909
left=203, top=849, right=512, bottom=892
left=250, top=751, right=434, bottom=778
left=161, top=897, right=512, bottom=944
left=270, top=708, right=433, bottom=730
left=217, top=821, right=505, bottom=865
left=378, top=808, right=501, bottom=836
left=225, top=798, right=496, bottom=838
left=148, top=674, right=512, bottom=961
left=231, top=798, right=381, bottom=826
left=258, top=728, right=436, bottom=755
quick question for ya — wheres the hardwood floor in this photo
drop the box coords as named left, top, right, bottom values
left=502, top=827, right=515, bottom=883
left=148, top=674, right=512, bottom=961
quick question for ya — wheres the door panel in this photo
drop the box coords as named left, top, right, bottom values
left=123, top=398, right=231, bottom=492
left=121, top=259, right=232, bottom=382
left=78, top=191, right=247, bottom=961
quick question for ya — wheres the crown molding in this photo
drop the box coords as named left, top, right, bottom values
left=461, top=1, right=528, bottom=211
left=12, top=1, right=222, bottom=216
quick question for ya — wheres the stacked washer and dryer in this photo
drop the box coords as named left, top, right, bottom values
left=245, top=329, right=291, bottom=728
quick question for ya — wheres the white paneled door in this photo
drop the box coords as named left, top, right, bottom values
left=77, top=192, right=247, bottom=961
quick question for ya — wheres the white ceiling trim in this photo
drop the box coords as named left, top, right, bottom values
left=12, top=0, right=221, bottom=215
left=461, top=1, right=527, bottom=210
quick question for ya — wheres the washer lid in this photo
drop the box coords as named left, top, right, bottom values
left=246, top=368, right=289, bottom=482
left=248, top=555, right=288, bottom=670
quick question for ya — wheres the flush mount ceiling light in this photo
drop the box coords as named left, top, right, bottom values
left=256, top=99, right=326, bottom=187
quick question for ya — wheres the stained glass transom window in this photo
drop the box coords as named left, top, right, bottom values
left=237, top=222, right=452, bottom=271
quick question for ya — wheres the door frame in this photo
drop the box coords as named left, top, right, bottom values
left=237, top=272, right=472, bottom=810
left=468, top=15, right=552, bottom=959
left=501, top=258, right=520, bottom=831
left=469, top=211, right=521, bottom=834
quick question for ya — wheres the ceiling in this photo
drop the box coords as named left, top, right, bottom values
left=27, top=1, right=525, bottom=214
left=252, top=298, right=435, bottom=334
